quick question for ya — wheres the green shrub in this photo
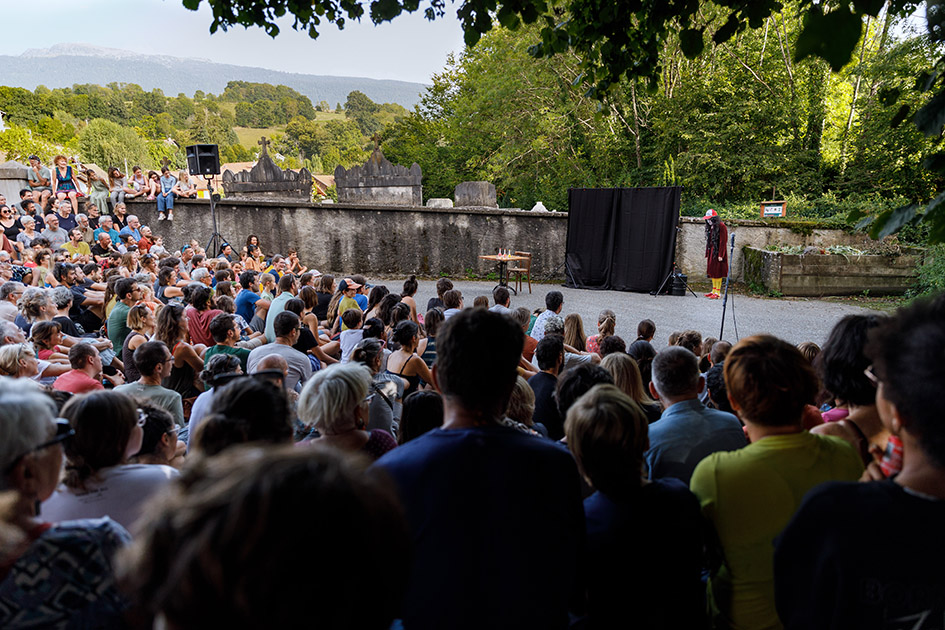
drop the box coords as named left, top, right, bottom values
left=912, top=244, right=945, bottom=298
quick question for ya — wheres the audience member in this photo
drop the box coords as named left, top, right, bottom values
left=566, top=384, right=705, bottom=628
left=690, top=335, right=863, bottom=630
left=298, top=362, right=398, bottom=460
left=530, top=290, right=564, bottom=342
left=529, top=334, right=565, bottom=439
left=114, top=341, right=185, bottom=427
left=43, top=390, right=180, bottom=533
left=0, top=379, right=130, bottom=627
left=119, top=446, right=409, bottom=629
left=375, top=309, right=584, bottom=629
left=352, top=337, right=403, bottom=435
left=645, top=346, right=746, bottom=483
left=600, top=352, right=662, bottom=423
left=247, top=311, right=312, bottom=392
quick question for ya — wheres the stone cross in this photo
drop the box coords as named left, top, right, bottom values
left=258, top=136, right=270, bottom=156
left=160, top=157, right=171, bottom=170
left=371, top=132, right=382, bottom=151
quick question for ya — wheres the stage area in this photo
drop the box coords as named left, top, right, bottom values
left=406, top=279, right=881, bottom=349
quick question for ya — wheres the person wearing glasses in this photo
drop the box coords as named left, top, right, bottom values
left=0, top=380, right=131, bottom=627
left=297, top=362, right=397, bottom=460
left=42, top=390, right=179, bottom=534
left=114, top=341, right=185, bottom=429
left=130, top=401, right=186, bottom=469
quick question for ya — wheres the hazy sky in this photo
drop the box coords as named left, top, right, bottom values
left=0, top=0, right=467, bottom=84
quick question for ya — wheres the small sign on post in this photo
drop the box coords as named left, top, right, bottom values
left=760, top=200, right=787, bottom=218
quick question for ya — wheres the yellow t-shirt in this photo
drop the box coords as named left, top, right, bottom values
left=690, top=431, right=863, bottom=630
left=61, top=241, right=91, bottom=258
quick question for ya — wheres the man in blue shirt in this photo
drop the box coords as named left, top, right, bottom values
left=93, top=215, right=120, bottom=245
left=374, top=309, right=585, bottom=630
left=118, top=215, right=142, bottom=241
left=645, top=346, right=747, bottom=484
left=235, top=270, right=270, bottom=327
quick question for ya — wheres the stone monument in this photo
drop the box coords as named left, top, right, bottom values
left=334, top=143, right=422, bottom=206
left=222, top=137, right=314, bottom=200
left=454, top=181, right=498, bottom=208
left=0, top=160, right=29, bottom=204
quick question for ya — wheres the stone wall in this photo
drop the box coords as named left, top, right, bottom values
left=742, top=246, right=920, bottom=296
left=122, top=199, right=886, bottom=283
left=126, top=198, right=569, bottom=279
left=674, top=216, right=879, bottom=281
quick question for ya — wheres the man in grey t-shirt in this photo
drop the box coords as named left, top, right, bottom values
left=114, top=340, right=185, bottom=427
left=247, top=311, right=313, bottom=392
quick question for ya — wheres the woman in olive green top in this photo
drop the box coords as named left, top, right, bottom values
left=690, top=335, right=863, bottom=630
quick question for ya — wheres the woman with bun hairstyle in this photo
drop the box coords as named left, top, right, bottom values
left=385, top=320, right=435, bottom=398
left=401, top=275, right=420, bottom=323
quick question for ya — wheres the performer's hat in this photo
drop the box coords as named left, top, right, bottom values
left=703, top=209, right=718, bottom=219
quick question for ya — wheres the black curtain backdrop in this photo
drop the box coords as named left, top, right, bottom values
left=565, top=187, right=681, bottom=292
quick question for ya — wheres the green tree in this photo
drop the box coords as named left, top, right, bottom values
left=78, top=119, right=150, bottom=168
left=222, top=143, right=254, bottom=163
left=344, top=90, right=380, bottom=135
left=235, top=101, right=255, bottom=126
left=0, top=124, right=57, bottom=163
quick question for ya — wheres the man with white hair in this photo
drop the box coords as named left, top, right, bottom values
left=644, top=346, right=746, bottom=484
left=0, top=319, right=26, bottom=345
left=76, top=213, right=94, bottom=244
left=41, top=214, right=68, bottom=250
left=93, top=215, right=119, bottom=244
left=118, top=215, right=141, bottom=241
left=54, top=199, right=77, bottom=232
left=0, top=282, right=25, bottom=323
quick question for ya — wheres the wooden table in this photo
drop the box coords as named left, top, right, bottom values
left=480, top=254, right=528, bottom=295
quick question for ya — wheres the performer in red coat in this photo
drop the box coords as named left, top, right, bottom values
left=704, top=209, right=728, bottom=299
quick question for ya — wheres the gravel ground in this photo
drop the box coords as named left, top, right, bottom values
left=372, top=277, right=883, bottom=350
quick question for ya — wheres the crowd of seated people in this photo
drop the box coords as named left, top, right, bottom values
left=0, top=187, right=943, bottom=628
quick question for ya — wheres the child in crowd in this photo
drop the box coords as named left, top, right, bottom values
left=339, top=308, right=364, bottom=363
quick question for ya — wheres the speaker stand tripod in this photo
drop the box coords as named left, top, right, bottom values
left=203, top=175, right=230, bottom=258
left=651, top=261, right=697, bottom=297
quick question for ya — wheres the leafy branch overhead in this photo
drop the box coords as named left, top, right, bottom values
left=187, top=0, right=905, bottom=92
left=188, top=0, right=945, bottom=242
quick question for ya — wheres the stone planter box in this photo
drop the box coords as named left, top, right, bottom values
left=742, top=246, right=921, bottom=296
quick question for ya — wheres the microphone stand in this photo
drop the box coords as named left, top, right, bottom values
left=719, top=232, right=736, bottom=340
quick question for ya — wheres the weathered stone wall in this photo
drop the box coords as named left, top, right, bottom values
left=743, top=246, right=919, bottom=296
left=675, top=216, right=879, bottom=281
left=124, top=199, right=889, bottom=282
left=126, top=198, right=569, bottom=279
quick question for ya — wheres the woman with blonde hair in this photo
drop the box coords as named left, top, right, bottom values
left=600, top=352, right=662, bottom=424
left=122, top=303, right=155, bottom=382
left=586, top=309, right=616, bottom=353
left=563, top=313, right=587, bottom=353
left=298, top=362, right=397, bottom=460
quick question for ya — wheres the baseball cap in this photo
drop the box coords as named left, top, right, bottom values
left=703, top=209, right=718, bottom=219
left=339, top=278, right=362, bottom=291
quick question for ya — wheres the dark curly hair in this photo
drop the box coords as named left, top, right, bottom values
left=815, top=314, right=884, bottom=406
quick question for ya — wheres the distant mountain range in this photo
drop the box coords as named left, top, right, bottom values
left=0, top=44, right=427, bottom=108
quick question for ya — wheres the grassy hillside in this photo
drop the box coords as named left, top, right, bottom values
left=234, top=126, right=285, bottom=148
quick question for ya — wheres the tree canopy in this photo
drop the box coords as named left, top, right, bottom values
left=187, top=0, right=945, bottom=242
